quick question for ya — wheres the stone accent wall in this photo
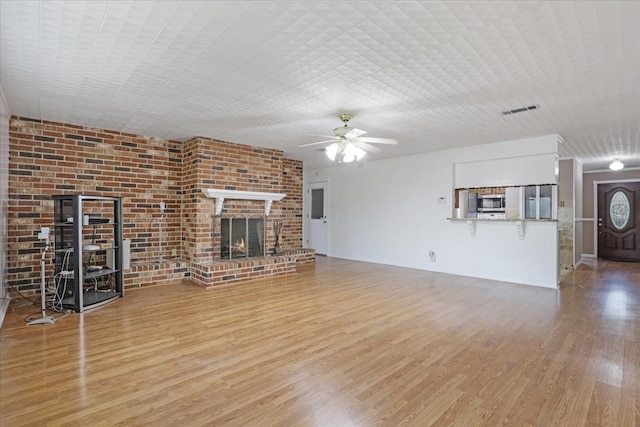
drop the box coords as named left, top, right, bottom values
left=558, top=206, right=574, bottom=270
left=7, top=118, right=309, bottom=293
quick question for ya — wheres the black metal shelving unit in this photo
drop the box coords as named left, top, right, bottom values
left=52, top=194, right=124, bottom=312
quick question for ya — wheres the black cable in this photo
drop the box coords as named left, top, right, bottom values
left=24, top=309, right=72, bottom=323
left=23, top=312, right=44, bottom=322
left=10, top=245, right=61, bottom=308
left=50, top=248, right=73, bottom=312
left=11, top=288, right=39, bottom=305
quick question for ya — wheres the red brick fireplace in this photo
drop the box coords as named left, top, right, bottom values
left=6, top=118, right=313, bottom=293
left=180, top=136, right=314, bottom=288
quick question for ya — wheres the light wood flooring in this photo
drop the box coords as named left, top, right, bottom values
left=1, top=256, right=639, bottom=426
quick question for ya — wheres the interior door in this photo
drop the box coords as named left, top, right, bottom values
left=598, top=182, right=640, bottom=261
left=308, top=182, right=328, bottom=255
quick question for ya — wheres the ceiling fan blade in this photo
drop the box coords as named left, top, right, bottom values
left=298, top=140, right=338, bottom=148
left=344, top=128, right=366, bottom=139
left=307, top=133, right=336, bottom=138
left=354, top=141, right=381, bottom=153
left=358, top=137, right=398, bottom=145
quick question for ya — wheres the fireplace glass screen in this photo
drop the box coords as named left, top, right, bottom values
left=221, top=216, right=265, bottom=259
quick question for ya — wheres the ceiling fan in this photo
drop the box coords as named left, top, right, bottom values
left=299, top=113, right=398, bottom=163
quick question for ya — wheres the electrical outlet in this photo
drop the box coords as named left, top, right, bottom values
left=172, top=248, right=177, bottom=257
left=37, top=227, right=50, bottom=240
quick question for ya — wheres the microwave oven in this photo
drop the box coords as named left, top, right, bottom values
left=478, top=194, right=505, bottom=212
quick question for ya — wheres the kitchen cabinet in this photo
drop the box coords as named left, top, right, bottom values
left=454, top=185, right=557, bottom=221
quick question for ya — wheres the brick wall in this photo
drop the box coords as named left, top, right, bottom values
left=281, top=158, right=304, bottom=249
left=183, top=136, right=294, bottom=262
left=7, top=117, right=305, bottom=292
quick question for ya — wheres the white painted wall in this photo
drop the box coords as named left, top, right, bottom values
left=0, top=86, right=10, bottom=327
left=455, top=153, right=558, bottom=188
left=573, top=159, right=583, bottom=267
left=305, top=134, right=560, bottom=289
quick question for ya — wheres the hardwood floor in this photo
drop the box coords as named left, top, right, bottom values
left=1, top=256, right=639, bottom=426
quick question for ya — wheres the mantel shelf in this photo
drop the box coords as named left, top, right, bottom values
left=201, top=189, right=286, bottom=216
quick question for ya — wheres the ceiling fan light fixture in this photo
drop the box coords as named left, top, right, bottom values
left=342, top=143, right=366, bottom=163
left=325, top=141, right=366, bottom=163
left=609, top=159, right=624, bottom=171
left=325, top=142, right=339, bottom=161
left=303, top=113, right=397, bottom=163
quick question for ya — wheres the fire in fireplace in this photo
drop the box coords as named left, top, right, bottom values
left=220, top=215, right=265, bottom=259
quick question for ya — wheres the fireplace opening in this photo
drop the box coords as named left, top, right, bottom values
left=220, top=215, right=265, bottom=259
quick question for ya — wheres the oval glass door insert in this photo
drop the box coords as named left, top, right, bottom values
left=610, top=190, right=630, bottom=230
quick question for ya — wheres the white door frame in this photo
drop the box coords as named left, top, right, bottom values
left=307, top=181, right=329, bottom=255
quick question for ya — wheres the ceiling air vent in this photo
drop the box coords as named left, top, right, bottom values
left=502, top=105, right=539, bottom=115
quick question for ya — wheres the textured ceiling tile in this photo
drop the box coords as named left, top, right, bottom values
left=1, top=0, right=639, bottom=170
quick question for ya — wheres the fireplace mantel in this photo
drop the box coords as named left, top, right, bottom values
left=201, top=189, right=286, bottom=216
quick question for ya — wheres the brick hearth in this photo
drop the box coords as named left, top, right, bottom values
left=191, top=248, right=315, bottom=288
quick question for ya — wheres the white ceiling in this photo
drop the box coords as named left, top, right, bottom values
left=1, top=1, right=639, bottom=171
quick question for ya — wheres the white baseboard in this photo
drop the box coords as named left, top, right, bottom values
left=574, top=258, right=584, bottom=268
left=0, top=297, right=10, bottom=329
left=581, top=253, right=596, bottom=259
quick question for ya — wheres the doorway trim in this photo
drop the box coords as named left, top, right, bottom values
left=592, top=178, right=640, bottom=258
left=306, top=180, right=329, bottom=255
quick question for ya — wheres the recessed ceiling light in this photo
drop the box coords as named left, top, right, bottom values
left=502, top=105, right=539, bottom=115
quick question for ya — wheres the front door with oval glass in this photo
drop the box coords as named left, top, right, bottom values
left=598, top=183, right=640, bottom=261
